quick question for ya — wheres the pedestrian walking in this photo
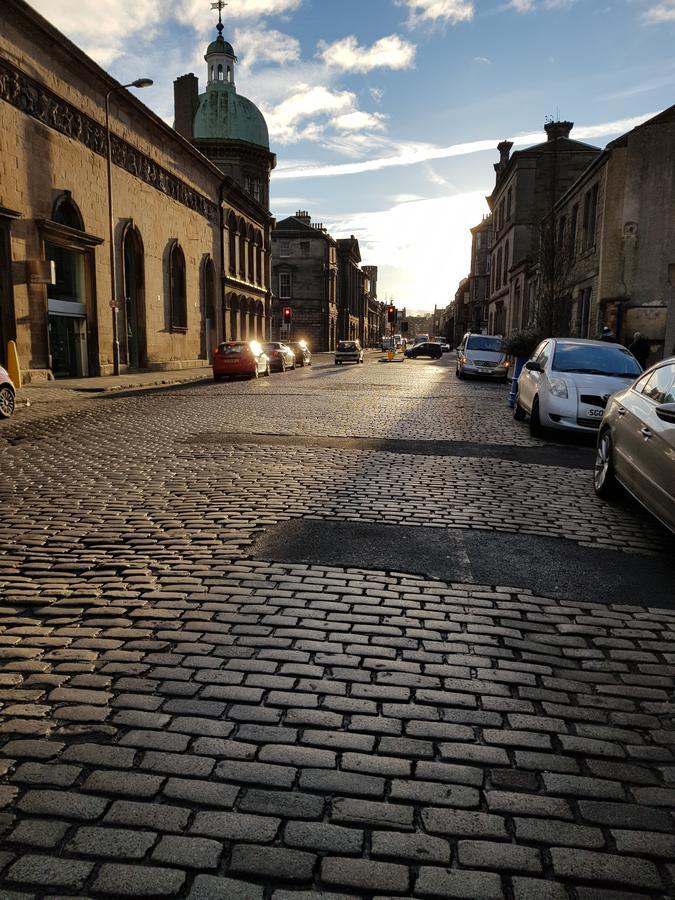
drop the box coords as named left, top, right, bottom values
left=628, top=331, right=650, bottom=368
left=599, top=325, right=616, bottom=342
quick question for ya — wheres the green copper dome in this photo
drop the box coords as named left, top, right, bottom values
left=206, top=35, right=235, bottom=57
left=193, top=86, right=269, bottom=149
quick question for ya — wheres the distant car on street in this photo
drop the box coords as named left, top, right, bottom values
left=213, top=341, right=270, bottom=381
left=404, top=342, right=443, bottom=360
left=594, top=356, right=675, bottom=534
left=413, top=334, right=430, bottom=345
left=514, top=338, right=642, bottom=436
left=0, top=365, right=16, bottom=418
left=264, top=342, right=296, bottom=372
left=434, top=339, right=450, bottom=353
left=286, top=341, right=311, bottom=367
left=456, top=333, right=509, bottom=381
left=335, top=340, right=364, bottom=365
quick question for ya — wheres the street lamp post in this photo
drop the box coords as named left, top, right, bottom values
left=105, top=78, right=153, bottom=375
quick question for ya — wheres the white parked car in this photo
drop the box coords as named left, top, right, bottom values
left=514, top=338, right=642, bottom=436
left=456, top=333, right=510, bottom=381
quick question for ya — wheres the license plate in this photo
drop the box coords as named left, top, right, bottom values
left=578, top=403, right=604, bottom=421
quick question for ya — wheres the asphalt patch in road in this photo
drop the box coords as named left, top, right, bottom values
left=252, top=520, right=675, bottom=609
left=189, top=432, right=593, bottom=470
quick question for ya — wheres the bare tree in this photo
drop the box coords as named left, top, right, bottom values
left=533, top=213, right=575, bottom=337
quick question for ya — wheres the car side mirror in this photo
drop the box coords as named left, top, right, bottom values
left=655, top=403, right=675, bottom=424
left=525, top=361, right=542, bottom=372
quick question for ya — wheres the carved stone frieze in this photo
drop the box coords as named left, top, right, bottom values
left=0, top=57, right=219, bottom=224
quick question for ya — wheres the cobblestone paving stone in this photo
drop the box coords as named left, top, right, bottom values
left=1, top=356, right=674, bottom=898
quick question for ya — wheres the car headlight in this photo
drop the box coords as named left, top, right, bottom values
left=549, top=378, right=569, bottom=399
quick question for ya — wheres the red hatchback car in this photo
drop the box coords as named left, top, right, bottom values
left=213, top=341, right=270, bottom=381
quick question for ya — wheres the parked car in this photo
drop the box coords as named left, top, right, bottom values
left=434, top=339, right=450, bottom=353
left=286, top=341, right=311, bottom=367
left=335, top=340, right=364, bottom=365
left=413, top=334, right=430, bottom=345
left=213, top=341, right=270, bottom=380
left=404, top=342, right=443, bottom=360
left=0, top=366, right=16, bottom=419
left=594, top=357, right=675, bottom=533
left=263, top=342, right=296, bottom=372
left=514, top=338, right=643, bottom=436
left=456, top=333, right=509, bottom=381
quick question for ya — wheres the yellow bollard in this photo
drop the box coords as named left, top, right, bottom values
left=6, top=340, right=21, bottom=389
left=387, top=350, right=394, bottom=361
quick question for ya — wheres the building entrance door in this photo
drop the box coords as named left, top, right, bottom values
left=48, top=314, right=87, bottom=378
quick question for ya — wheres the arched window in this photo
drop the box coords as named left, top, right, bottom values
left=227, top=213, right=237, bottom=276
left=217, top=64, right=224, bottom=81
left=210, top=65, right=214, bottom=82
left=52, top=193, right=84, bottom=230
left=255, top=232, right=263, bottom=286
left=227, top=66, right=232, bottom=83
left=247, top=226, right=254, bottom=284
left=169, top=240, right=187, bottom=330
left=238, top=218, right=246, bottom=279
left=503, top=240, right=509, bottom=285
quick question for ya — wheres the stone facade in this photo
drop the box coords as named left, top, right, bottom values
left=468, top=215, right=493, bottom=333
left=486, top=123, right=600, bottom=338
left=271, top=212, right=338, bottom=352
left=337, top=236, right=364, bottom=343
left=0, top=0, right=273, bottom=380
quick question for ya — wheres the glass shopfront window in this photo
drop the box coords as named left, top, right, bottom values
left=45, top=241, right=88, bottom=378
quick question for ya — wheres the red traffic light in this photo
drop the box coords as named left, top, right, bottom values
left=387, top=306, right=397, bottom=323
left=283, top=307, right=292, bottom=324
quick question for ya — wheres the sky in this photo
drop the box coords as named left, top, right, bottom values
left=27, top=0, right=675, bottom=314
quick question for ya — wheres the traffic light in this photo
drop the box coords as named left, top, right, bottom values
left=283, top=307, right=292, bottom=324
left=387, top=305, right=397, bottom=324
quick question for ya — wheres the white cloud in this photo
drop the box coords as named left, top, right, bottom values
left=399, top=0, right=474, bottom=26
left=264, top=84, right=356, bottom=143
left=328, top=192, right=488, bottom=309
left=331, top=111, right=387, bottom=132
left=27, top=0, right=163, bottom=65
left=510, top=0, right=535, bottom=11
left=274, top=112, right=658, bottom=179
left=473, top=56, right=492, bottom=64
left=234, top=26, right=301, bottom=68
left=643, top=0, right=675, bottom=21
left=318, top=34, right=416, bottom=73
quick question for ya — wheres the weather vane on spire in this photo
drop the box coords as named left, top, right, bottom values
left=211, top=0, right=227, bottom=34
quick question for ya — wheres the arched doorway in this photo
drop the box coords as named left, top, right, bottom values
left=122, top=224, right=146, bottom=369
left=202, top=257, right=216, bottom=360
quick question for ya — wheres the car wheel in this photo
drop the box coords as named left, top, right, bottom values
left=0, top=385, right=15, bottom=418
left=291, top=360, right=296, bottom=370
left=594, top=430, right=620, bottom=499
left=250, top=366, right=259, bottom=380
left=529, top=396, right=543, bottom=436
left=513, top=395, right=526, bottom=421
left=458, top=366, right=466, bottom=380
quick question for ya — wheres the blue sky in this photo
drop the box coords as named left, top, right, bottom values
left=30, top=0, right=675, bottom=312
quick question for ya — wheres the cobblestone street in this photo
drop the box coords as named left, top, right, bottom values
left=1, top=353, right=674, bottom=899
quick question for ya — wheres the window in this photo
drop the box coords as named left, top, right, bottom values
left=569, top=204, right=578, bottom=257
left=245, top=175, right=262, bottom=203
left=582, top=183, right=599, bottom=250
left=279, top=240, right=290, bottom=258
left=300, top=241, right=310, bottom=258
left=498, top=200, right=505, bottom=230
left=506, top=187, right=512, bottom=221
left=503, top=240, right=509, bottom=285
left=496, top=247, right=503, bottom=289
left=217, top=64, right=224, bottom=81
left=578, top=287, right=592, bottom=338
left=640, top=365, right=675, bottom=404
left=228, top=215, right=237, bottom=275
left=536, top=341, right=551, bottom=367
left=169, top=241, right=187, bottom=330
left=475, top=233, right=481, bottom=251
left=558, top=215, right=567, bottom=251
left=279, top=271, right=291, bottom=299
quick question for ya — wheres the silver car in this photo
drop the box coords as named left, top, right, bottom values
left=594, top=357, right=675, bottom=533
left=0, top=365, right=16, bottom=419
left=456, top=333, right=510, bottom=381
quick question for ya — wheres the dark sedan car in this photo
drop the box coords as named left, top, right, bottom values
left=286, top=341, right=311, bottom=367
left=404, top=342, right=443, bottom=360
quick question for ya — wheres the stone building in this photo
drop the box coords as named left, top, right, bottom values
left=0, top=0, right=273, bottom=380
left=468, top=215, right=493, bottom=333
left=554, top=106, right=675, bottom=362
left=486, top=122, right=600, bottom=338
left=337, top=236, right=364, bottom=342
left=270, top=212, right=338, bottom=351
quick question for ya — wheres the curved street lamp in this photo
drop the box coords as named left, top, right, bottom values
left=105, top=78, right=153, bottom=375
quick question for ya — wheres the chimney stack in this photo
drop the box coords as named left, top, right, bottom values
left=544, top=121, right=573, bottom=141
left=173, top=74, right=199, bottom=141
left=295, top=210, right=311, bottom=225
left=494, top=140, right=514, bottom=176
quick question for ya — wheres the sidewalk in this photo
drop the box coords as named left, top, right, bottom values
left=19, top=366, right=214, bottom=404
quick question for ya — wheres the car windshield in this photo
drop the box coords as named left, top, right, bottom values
left=552, top=344, right=642, bottom=377
left=218, top=343, right=245, bottom=355
left=338, top=342, right=357, bottom=351
left=467, top=336, right=504, bottom=352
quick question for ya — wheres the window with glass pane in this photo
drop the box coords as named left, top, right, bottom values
left=279, top=272, right=291, bottom=299
left=169, top=241, right=187, bottom=329
left=280, top=240, right=290, bottom=257
left=45, top=243, right=85, bottom=303
left=641, top=365, right=675, bottom=404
